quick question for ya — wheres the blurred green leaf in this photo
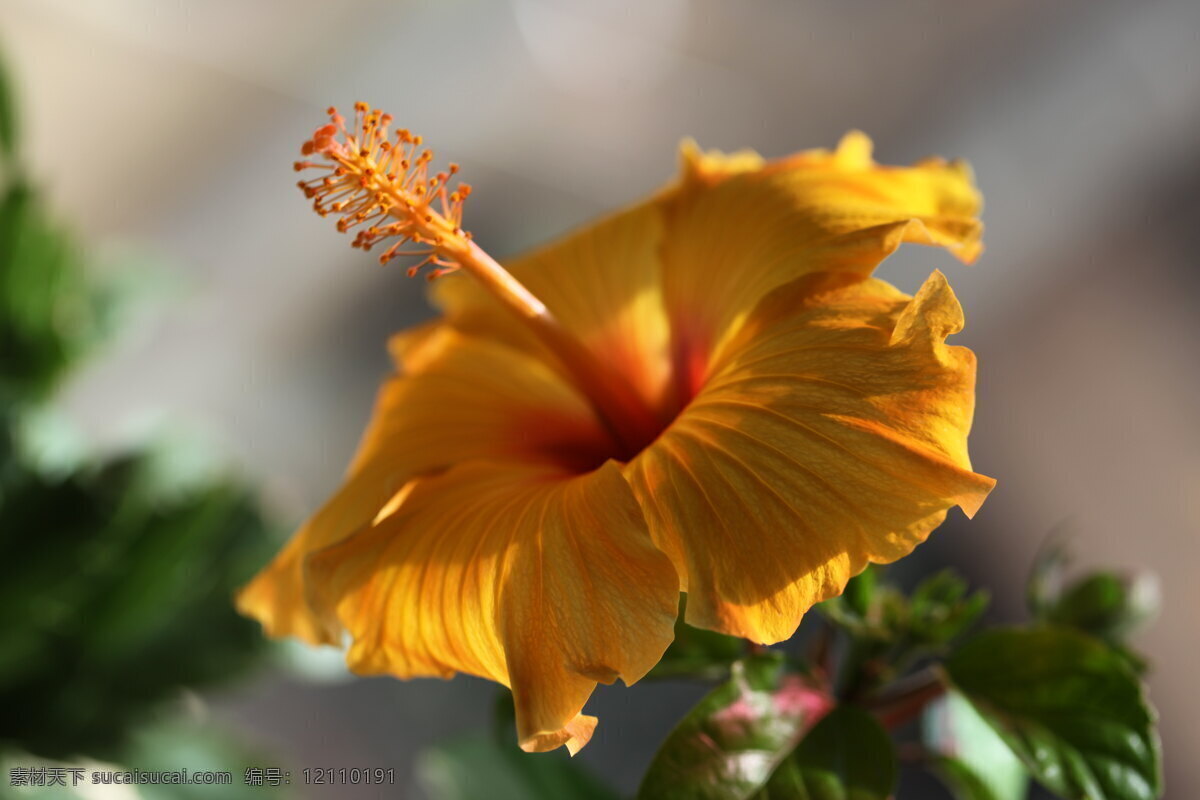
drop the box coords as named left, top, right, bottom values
left=756, top=706, right=896, bottom=800
left=843, top=567, right=877, bottom=619
left=945, top=627, right=1161, bottom=800
left=0, top=62, right=278, bottom=774
left=639, top=654, right=830, bottom=800
left=907, top=571, right=989, bottom=647
left=822, top=569, right=988, bottom=704
left=1027, top=539, right=1158, bottom=673
left=648, top=595, right=746, bottom=680
left=1026, top=538, right=1069, bottom=620
left=929, top=760, right=1021, bottom=800
left=816, top=569, right=881, bottom=638
left=0, top=52, right=17, bottom=162
left=1045, top=571, right=1160, bottom=644
left=1, top=714, right=290, bottom=800
left=0, top=179, right=100, bottom=407
left=820, top=570, right=986, bottom=651
left=126, top=716, right=291, bottom=800
left=0, top=454, right=275, bottom=760
left=416, top=733, right=617, bottom=800
left=923, top=691, right=1027, bottom=800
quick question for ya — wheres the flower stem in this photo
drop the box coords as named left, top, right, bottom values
left=864, top=666, right=947, bottom=730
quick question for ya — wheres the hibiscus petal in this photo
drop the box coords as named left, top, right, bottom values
left=677, top=137, right=766, bottom=188
left=236, top=328, right=609, bottom=644
left=305, top=460, right=679, bottom=754
left=661, top=132, right=984, bottom=394
left=624, top=271, right=995, bottom=644
left=431, top=201, right=673, bottom=411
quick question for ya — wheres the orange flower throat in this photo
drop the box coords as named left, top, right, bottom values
left=295, top=103, right=661, bottom=458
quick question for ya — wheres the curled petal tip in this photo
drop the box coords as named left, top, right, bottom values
left=835, top=129, right=875, bottom=167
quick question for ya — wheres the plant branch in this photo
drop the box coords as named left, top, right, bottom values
left=865, top=666, right=947, bottom=730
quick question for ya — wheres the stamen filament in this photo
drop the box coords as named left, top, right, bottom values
left=295, top=104, right=661, bottom=456
left=453, top=240, right=663, bottom=456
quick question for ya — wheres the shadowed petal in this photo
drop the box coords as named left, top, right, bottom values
left=432, top=202, right=673, bottom=411
left=661, top=132, right=984, bottom=394
left=624, top=271, right=995, bottom=644
left=236, top=328, right=610, bottom=644
left=305, top=460, right=679, bottom=754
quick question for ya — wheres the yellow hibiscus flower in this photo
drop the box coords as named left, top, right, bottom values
left=237, top=104, right=995, bottom=755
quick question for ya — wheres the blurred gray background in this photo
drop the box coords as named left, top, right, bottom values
left=2, top=0, right=1197, bottom=796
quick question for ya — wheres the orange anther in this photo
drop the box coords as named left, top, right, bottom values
left=294, top=102, right=475, bottom=280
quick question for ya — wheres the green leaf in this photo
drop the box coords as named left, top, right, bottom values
left=416, top=734, right=617, bottom=800
left=1046, top=572, right=1160, bottom=644
left=756, top=706, right=896, bottom=800
left=638, top=654, right=830, bottom=800
left=945, top=627, right=1161, bottom=800
left=923, top=691, right=1027, bottom=800
left=648, top=595, right=745, bottom=679
left=819, top=569, right=986, bottom=653
left=816, top=569, right=882, bottom=638
left=0, top=714, right=290, bottom=800
left=0, top=52, right=18, bottom=162
left=0, top=454, right=276, bottom=760
left=0, top=180, right=99, bottom=406
left=125, top=715, right=291, bottom=800
left=908, top=571, right=989, bottom=646
left=844, top=566, right=878, bottom=618
left=928, top=759, right=1019, bottom=800
left=822, top=569, right=989, bottom=704
left=1027, top=539, right=1070, bottom=620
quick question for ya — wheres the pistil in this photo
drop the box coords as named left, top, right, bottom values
left=295, top=103, right=661, bottom=457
